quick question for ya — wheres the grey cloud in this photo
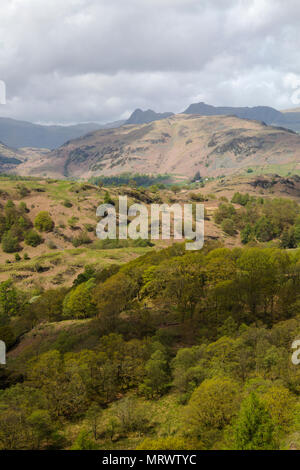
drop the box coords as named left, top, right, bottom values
left=1, top=0, right=300, bottom=124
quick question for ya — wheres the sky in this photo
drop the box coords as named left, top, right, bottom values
left=1, top=0, right=300, bottom=124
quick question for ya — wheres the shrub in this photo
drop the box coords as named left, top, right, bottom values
left=25, top=230, right=43, bottom=247
left=104, top=191, right=115, bottom=205
left=2, top=231, right=20, bottom=253
left=221, top=219, right=236, bottom=236
left=68, top=216, right=79, bottom=229
left=34, top=211, right=54, bottom=232
left=47, top=240, right=57, bottom=250
left=62, top=280, right=96, bottom=319
left=83, top=223, right=94, bottom=233
left=72, top=232, right=92, bottom=247
left=190, top=193, right=205, bottom=202
left=63, top=200, right=73, bottom=208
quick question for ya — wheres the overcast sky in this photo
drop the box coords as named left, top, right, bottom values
left=1, top=0, right=300, bottom=124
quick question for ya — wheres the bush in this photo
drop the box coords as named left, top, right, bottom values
left=25, top=230, right=43, bottom=247
left=63, top=200, right=73, bottom=208
left=190, top=192, right=206, bottom=202
left=221, top=219, right=236, bottom=236
left=68, top=216, right=79, bottom=229
left=34, top=211, right=54, bottom=232
left=47, top=240, right=57, bottom=250
left=83, top=223, right=94, bottom=233
left=2, top=231, right=20, bottom=253
left=72, top=232, right=92, bottom=247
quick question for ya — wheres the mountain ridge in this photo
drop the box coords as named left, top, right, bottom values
left=12, top=113, right=300, bottom=179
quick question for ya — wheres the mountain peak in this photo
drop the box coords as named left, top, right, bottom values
left=183, top=102, right=283, bottom=123
left=126, top=108, right=174, bottom=125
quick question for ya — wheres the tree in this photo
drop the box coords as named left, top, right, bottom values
left=85, top=403, right=102, bottom=440
left=71, top=430, right=98, bottom=450
left=25, top=229, right=43, bottom=247
left=262, top=386, right=295, bottom=432
left=34, top=211, right=54, bottom=232
left=137, top=436, right=202, bottom=450
left=2, top=230, right=19, bottom=253
left=185, top=377, right=240, bottom=437
left=139, top=349, right=169, bottom=398
left=110, top=397, right=151, bottom=433
left=26, top=410, right=55, bottom=449
left=63, top=279, right=96, bottom=319
left=0, top=325, right=15, bottom=348
left=234, top=393, right=277, bottom=450
left=241, top=223, right=253, bottom=244
left=254, top=216, right=274, bottom=242
left=221, top=218, right=236, bottom=236
left=294, top=219, right=300, bottom=246
left=0, top=280, right=20, bottom=317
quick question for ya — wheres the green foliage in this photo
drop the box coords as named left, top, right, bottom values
left=234, top=393, right=277, bottom=450
left=62, top=200, right=73, bottom=208
left=1, top=242, right=300, bottom=450
left=216, top=195, right=300, bottom=245
left=0, top=325, right=16, bottom=348
left=72, top=231, right=92, bottom=247
left=34, top=211, right=54, bottom=232
left=67, top=216, right=79, bottom=229
left=221, top=218, right=236, bottom=236
left=2, top=231, right=20, bottom=253
left=25, top=229, right=43, bottom=247
left=231, top=192, right=250, bottom=206
left=63, top=279, right=96, bottom=319
left=185, top=377, right=240, bottom=438
left=139, top=348, right=170, bottom=398
left=241, top=223, right=253, bottom=244
left=214, top=203, right=236, bottom=225
left=103, top=191, right=115, bottom=205
left=254, top=216, right=275, bottom=242
left=137, top=436, right=201, bottom=450
left=71, top=430, right=98, bottom=450
left=90, top=173, right=168, bottom=188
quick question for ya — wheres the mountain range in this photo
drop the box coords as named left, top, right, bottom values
left=2, top=102, right=300, bottom=151
left=0, top=118, right=125, bottom=150
left=1, top=101, right=300, bottom=180
left=8, top=113, right=300, bottom=179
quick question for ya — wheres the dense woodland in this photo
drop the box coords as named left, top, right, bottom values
left=1, top=238, right=300, bottom=450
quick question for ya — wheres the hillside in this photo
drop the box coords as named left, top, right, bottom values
left=183, top=102, right=283, bottom=124
left=13, top=114, right=300, bottom=179
left=1, top=174, right=300, bottom=450
left=0, top=118, right=128, bottom=150
left=0, top=174, right=299, bottom=291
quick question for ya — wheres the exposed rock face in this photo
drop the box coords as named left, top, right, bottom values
left=126, top=109, right=174, bottom=125
left=13, top=114, right=300, bottom=179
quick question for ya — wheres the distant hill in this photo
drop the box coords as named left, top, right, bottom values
left=0, top=141, right=23, bottom=171
left=182, top=101, right=300, bottom=133
left=183, top=102, right=284, bottom=124
left=125, top=109, right=174, bottom=125
left=14, top=114, right=300, bottom=179
left=0, top=117, right=125, bottom=150
left=281, top=107, right=300, bottom=113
